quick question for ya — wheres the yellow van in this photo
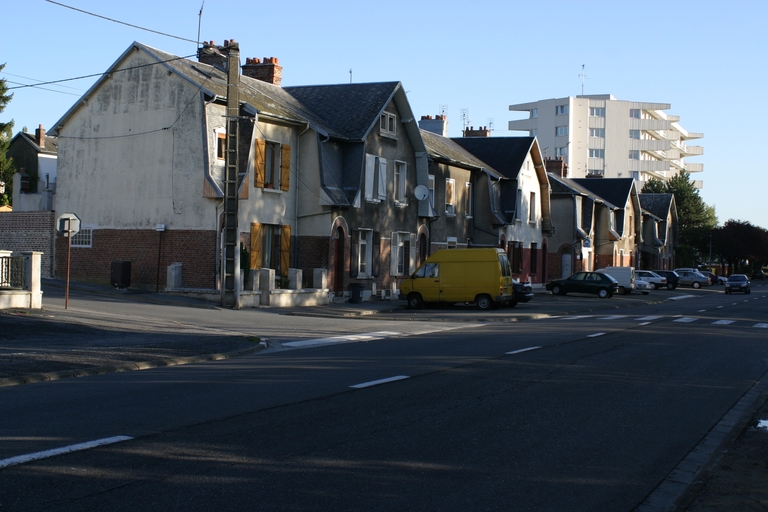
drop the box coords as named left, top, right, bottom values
left=399, top=248, right=517, bottom=310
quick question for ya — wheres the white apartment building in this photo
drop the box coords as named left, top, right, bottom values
left=508, top=95, right=703, bottom=186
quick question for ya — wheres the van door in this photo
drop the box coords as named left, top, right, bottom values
left=412, top=262, right=441, bottom=302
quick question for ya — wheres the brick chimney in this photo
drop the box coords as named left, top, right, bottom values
left=35, top=124, right=46, bottom=148
left=463, top=125, right=491, bottom=137
left=241, top=57, right=283, bottom=86
left=545, top=157, right=569, bottom=178
left=197, top=40, right=230, bottom=71
left=418, top=114, right=449, bottom=137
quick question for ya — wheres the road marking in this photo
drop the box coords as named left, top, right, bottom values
left=755, top=323, right=768, bottom=329
left=712, top=320, right=735, bottom=325
left=673, top=317, right=697, bottom=323
left=668, top=295, right=695, bottom=301
left=597, top=315, right=627, bottom=320
left=698, top=309, right=706, bottom=312
left=350, top=375, right=409, bottom=389
left=284, top=332, right=396, bottom=348
left=637, top=316, right=662, bottom=321
left=639, top=322, right=651, bottom=326
left=717, top=306, right=723, bottom=309
left=560, top=315, right=593, bottom=320
left=587, top=332, right=606, bottom=338
left=0, top=436, right=133, bottom=469
left=506, top=346, right=542, bottom=355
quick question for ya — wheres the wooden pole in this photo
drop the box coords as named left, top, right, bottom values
left=65, top=219, right=72, bottom=310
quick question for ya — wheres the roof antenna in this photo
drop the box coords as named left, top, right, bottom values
left=349, top=69, right=352, bottom=84
left=579, top=64, right=587, bottom=96
left=197, top=1, right=204, bottom=48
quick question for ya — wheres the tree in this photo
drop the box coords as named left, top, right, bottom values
left=712, top=220, right=768, bottom=272
left=0, top=63, right=16, bottom=206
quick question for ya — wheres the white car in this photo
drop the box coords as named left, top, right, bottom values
left=635, top=278, right=652, bottom=295
left=635, top=270, right=667, bottom=290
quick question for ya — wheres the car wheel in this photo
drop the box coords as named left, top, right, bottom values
left=551, top=284, right=563, bottom=295
left=476, top=294, right=493, bottom=310
left=725, top=290, right=730, bottom=294
left=692, top=282, right=701, bottom=289
left=407, top=293, right=424, bottom=309
left=598, top=288, right=610, bottom=299
left=651, top=283, right=658, bottom=290
left=667, top=283, right=675, bottom=290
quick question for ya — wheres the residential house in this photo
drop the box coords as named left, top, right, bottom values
left=638, top=193, right=678, bottom=270
left=7, top=124, right=58, bottom=211
left=452, top=136, right=554, bottom=284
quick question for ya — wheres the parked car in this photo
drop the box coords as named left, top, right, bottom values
left=635, top=278, right=652, bottom=295
left=725, top=274, right=751, bottom=294
left=512, top=279, right=534, bottom=305
left=752, top=269, right=766, bottom=281
left=635, top=270, right=667, bottom=290
left=596, top=266, right=635, bottom=295
left=653, top=270, right=680, bottom=290
left=546, top=272, right=619, bottom=298
left=674, top=269, right=711, bottom=288
left=701, top=271, right=726, bottom=285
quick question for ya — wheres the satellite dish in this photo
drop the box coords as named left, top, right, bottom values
left=414, top=185, right=429, bottom=201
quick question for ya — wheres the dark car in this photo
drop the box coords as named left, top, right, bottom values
left=725, top=274, right=751, bottom=294
left=752, top=269, right=766, bottom=281
left=546, top=271, right=619, bottom=298
left=511, top=279, right=534, bottom=307
left=701, top=271, right=726, bottom=285
left=653, top=270, right=680, bottom=290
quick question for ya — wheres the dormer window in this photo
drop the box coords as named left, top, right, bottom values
left=380, top=112, right=397, bottom=138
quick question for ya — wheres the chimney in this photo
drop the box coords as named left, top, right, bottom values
left=241, top=57, right=283, bottom=86
left=197, top=40, right=228, bottom=71
left=418, top=114, right=449, bottom=137
left=545, top=157, right=569, bottom=178
left=35, top=124, right=46, bottom=148
left=463, top=125, right=491, bottom=137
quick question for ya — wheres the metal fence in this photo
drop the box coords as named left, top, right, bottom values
left=0, top=256, right=24, bottom=289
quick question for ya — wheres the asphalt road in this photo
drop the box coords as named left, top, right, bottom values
left=1, top=282, right=767, bottom=511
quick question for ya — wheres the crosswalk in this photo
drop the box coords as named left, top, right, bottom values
left=555, top=314, right=768, bottom=328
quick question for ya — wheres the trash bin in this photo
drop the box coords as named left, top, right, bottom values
left=348, top=283, right=364, bottom=304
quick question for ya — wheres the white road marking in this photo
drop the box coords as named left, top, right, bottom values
left=350, top=375, right=409, bottom=389
left=712, top=320, right=735, bottom=325
left=560, top=315, right=593, bottom=320
left=674, top=317, right=697, bottom=323
left=284, top=332, right=396, bottom=348
left=506, top=346, right=542, bottom=355
left=698, top=309, right=706, bottom=313
left=0, top=436, right=133, bottom=469
left=597, top=315, right=627, bottom=320
left=587, top=332, right=606, bottom=338
left=668, top=295, right=695, bottom=301
left=755, top=324, right=768, bottom=329
left=637, top=316, right=662, bottom=321
left=717, top=306, right=723, bottom=309
left=639, top=322, right=651, bottom=326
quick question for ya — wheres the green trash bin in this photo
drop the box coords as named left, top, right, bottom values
left=348, top=283, right=364, bottom=304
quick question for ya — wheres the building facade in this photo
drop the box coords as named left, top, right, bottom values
left=508, top=95, right=703, bottom=186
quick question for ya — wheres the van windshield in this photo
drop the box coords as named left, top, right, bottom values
left=414, top=263, right=439, bottom=278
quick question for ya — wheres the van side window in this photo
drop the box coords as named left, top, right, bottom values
left=415, top=263, right=439, bottom=278
left=498, top=254, right=511, bottom=277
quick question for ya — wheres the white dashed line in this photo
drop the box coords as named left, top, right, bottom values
left=597, top=315, right=627, bottom=320
left=755, top=324, right=768, bottom=329
left=673, top=317, right=697, bottom=323
left=668, top=295, right=695, bottom=301
left=506, top=346, right=542, bottom=355
left=712, top=320, right=735, bottom=325
left=350, top=375, right=409, bottom=389
left=587, top=332, right=606, bottom=338
left=639, top=322, right=651, bottom=326
left=0, top=436, right=133, bottom=469
left=637, top=316, right=662, bottom=321
left=560, top=315, right=593, bottom=320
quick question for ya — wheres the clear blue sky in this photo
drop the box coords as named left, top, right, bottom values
left=4, top=0, right=766, bottom=229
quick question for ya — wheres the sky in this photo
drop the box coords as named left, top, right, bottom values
left=3, top=0, right=767, bottom=229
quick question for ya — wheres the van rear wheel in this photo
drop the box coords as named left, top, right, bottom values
left=407, top=293, right=424, bottom=309
left=476, top=294, right=493, bottom=310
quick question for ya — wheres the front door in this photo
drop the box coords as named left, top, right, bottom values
left=561, top=250, right=572, bottom=278
left=334, top=227, right=344, bottom=295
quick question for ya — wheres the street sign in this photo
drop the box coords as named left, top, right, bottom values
left=57, top=213, right=81, bottom=238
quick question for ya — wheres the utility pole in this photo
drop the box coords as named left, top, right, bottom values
left=221, top=40, right=241, bottom=308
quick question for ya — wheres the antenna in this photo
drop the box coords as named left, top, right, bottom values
left=349, top=69, right=352, bottom=83
left=461, top=108, right=470, bottom=131
left=579, top=64, right=587, bottom=96
left=488, top=118, right=495, bottom=132
left=197, top=2, right=204, bottom=48
left=439, top=104, right=447, bottom=116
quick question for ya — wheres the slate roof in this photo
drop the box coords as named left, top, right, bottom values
left=450, top=137, right=535, bottom=179
left=11, top=131, right=58, bottom=154
left=570, top=178, right=636, bottom=209
left=420, top=130, right=502, bottom=178
left=639, top=193, right=674, bottom=218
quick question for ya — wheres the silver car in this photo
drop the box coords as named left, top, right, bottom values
left=675, top=269, right=711, bottom=288
left=635, top=270, right=667, bottom=290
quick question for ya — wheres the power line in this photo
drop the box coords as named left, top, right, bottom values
left=46, top=0, right=199, bottom=44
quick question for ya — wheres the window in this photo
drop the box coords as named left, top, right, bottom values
left=250, top=223, right=291, bottom=277
left=556, top=105, right=569, bottom=115
left=392, top=232, right=411, bottom=276
left=380, top=111, right=397, bottom=137
left=415, top=262, right=439, bottom=278
left=529, top=192, right=536, bottom=223
left=530, top=242, right=538, bottom=274
left=509, top=241, right=523, bottom=273
left=445, top=178, right=455, bottom=216
left=357, top=229, right=373, bottom=277
left=589, top=128, right=605, bottom=138
left=629, top=129, right=641, bottom=139
left=70, top=227, right=93, bottom=248
left=447, top=237, right=457, bottom=249
left=530, top=109, right=538, bottom=119
left=590, top=107, right=605, bottom=117
left=254, top=140, right=290, bottom=191
left=589, top=149, right=605, bottom=158
left=394, top=161, right=407, bottom=204
left=629, top=150, right=640, bottom=160
left=428, top=175, right=435, bottom=213
left=515, top=189, right=523, bottom=220
left=216, top=132, right=226, bottom=160
left=556, top=126, right=569, bottom=136
left=364, top=154, right=387, bottom=202
left=555, top=146, right=568, bottom=158
left=629, top=109, right=641, bottom=119
left=465, top=182, right=473, bottom=218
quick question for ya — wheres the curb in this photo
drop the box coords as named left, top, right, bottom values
left=0, top=346, right=262, bottom=388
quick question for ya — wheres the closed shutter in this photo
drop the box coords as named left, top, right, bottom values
left=409, top=233, right=417, bottom=275
left=254, top=139, right=266, bottom=188
left=377, top=157, right=387, bottom=200
left=403, top=236, right=411, bottom=276
left=372, top=231, right=381, bottom=277
left=280, top=144, right=291, bottom=191
left=250, top=223, right=262, bottom=269
left=280, top=225, right=291, bottom=276
left=350, top=230, right=359, bottom=277
left=364, top=155, right=376, bottom=201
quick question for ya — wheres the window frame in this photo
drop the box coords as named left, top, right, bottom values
left=589, top=148, right=605, bottom=158
left=380, top=111, right=397, bottom=138
left=70, top=227, right=93, bottom=248
left=589, top=128, right=605, bottom=138
left=589, top=107, right=605, bottom=117
left=465, top=181, right=473, bottom=219
left=357, top=229, right=373, bottom=278
left=556, top=104, right=569, bottom=116
left=629, top=129, right=641, bottom=140
left=445, top=178, right=456, bottom=217
left=529, top=191, right=536, bottom=223
left=556, top=126, right=569, bottom=137
left=394, top=160, right=407, bottom=205
left=629, top=150, right=640, bottom=160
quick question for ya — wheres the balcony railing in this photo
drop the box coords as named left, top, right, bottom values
left=0, top=256, right=24, bottom=289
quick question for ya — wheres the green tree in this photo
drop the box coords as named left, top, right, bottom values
left=0, top=63, right=16, bottom=206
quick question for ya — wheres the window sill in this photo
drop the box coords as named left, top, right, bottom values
left=394, top=200, right=408, bottom=208
left=262, top=187, right=283, bottom=195
left=465, top=215, right=473, bottom=220
left=445, top=213, right=456, bottom=218
left=365, top=199, right=382, bottom=204
left=379, top=131, right=397, bottom=140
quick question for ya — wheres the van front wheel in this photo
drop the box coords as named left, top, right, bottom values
left=407, top=293, right=424, bottom=309
left=476, top=294, right=493, bottom=310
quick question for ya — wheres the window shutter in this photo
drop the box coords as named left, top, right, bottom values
left=403, top=236, right=411, bottom=276
left=280, top=225, right=291, bottom=276
left=254, top=139, right=266, bottom=188
left=409, top=233, right=417, bottom=275
left=390, top=233, right=398, bottom=276
left=350, top=230, right=359, bottom=277
left=377, top=157, right=387, bottom=200
left=364, top=155, right=376, bottom=201
left=372, top=231, right=381, bottom=277
left=250, top=223, right=262, bottom=269
left=280, top=144, right=291, bottom=191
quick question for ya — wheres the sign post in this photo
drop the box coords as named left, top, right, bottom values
left=57, top=213, right=81, bottom=310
